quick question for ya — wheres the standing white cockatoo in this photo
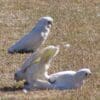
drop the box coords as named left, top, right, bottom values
left=8, top=16, right=53, bottom=54
left=14, top=45, right=59, bottom=91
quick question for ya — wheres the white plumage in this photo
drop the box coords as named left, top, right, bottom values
left=8, top=16, right=53, bottom=54
left=47, top=68, right=91, bottom=89
left=14, top=45, right=59, bottom=90
left=33, top=68, right=91, bottom=90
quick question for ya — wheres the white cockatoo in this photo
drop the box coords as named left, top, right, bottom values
left=32, top=68, right=91, bottom=90
left=8, top=16, right=53, bottom=54
left=14, top=45, right=59, bottom=90
left=46, top=68, right=91, bottom=89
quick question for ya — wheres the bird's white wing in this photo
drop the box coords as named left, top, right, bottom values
left=8, top=30, right=43, bottom=54
left=25, top=45, right=59, bottom=80
left=33, top=46, right=59, bottom=79
left=15, top=45, right=59, bottom=84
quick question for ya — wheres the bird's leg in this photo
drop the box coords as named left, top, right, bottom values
left=23, top=72, right=35, bottom=92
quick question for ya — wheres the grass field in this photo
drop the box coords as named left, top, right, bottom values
left=0, top=0, right=100, bottom=99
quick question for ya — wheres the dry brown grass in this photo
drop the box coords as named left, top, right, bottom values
left=0, top=0, right=100, bottom=99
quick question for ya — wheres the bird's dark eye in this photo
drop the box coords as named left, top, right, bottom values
left=85, top=73, right=88, bottom=76
left=48, top=21, right=52, bottom=25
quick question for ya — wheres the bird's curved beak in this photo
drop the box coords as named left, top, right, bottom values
left=48, top=21, right=53, bottom=28
left=86, top=72, right=92, bottom=78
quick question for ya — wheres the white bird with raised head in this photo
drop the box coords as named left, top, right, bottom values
left=14, top=45, right=59, bottom=91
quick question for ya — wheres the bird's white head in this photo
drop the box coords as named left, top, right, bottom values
left=75, top=68, right=91, bottom=81
left=37, top=16, right=53, bottom=29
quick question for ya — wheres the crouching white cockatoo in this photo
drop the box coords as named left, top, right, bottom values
left=8, top=16, right=53, bottom=54
left=45, top=68, right=91, bottom=89
left=32, top=68, right=91, bottom=91
left=14, top=45, right=59, bottom=92
left=17, top=67, right=91, bottom=93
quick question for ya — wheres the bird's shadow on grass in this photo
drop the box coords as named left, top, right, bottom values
left=0, top=86, right=49, bottom=92
left=0, top=86, right=23, bottom=92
